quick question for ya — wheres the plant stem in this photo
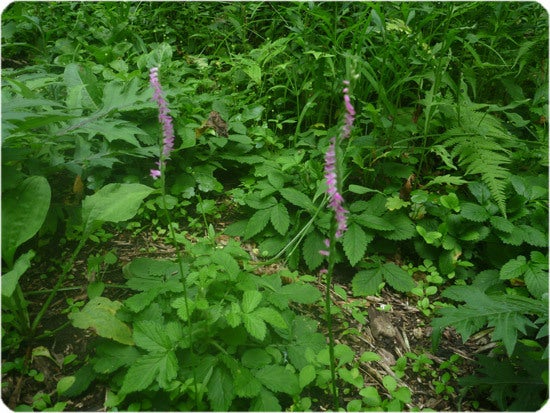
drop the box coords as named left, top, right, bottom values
left=30, top=238, right=87, bottom=335
left=160, top=173, right=199, bottom=407
left=325, top=221, right=339, bottom=410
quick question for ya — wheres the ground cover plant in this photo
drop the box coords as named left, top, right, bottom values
left=2, top=2, right=548, bottom=411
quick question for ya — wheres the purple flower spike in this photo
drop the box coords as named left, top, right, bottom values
left=149, top=67, right=175, bottom=178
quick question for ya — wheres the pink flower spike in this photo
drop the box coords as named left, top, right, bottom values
left=150, top=169, right=161, bottom=179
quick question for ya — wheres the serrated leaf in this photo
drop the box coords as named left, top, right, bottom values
left=425, top=174, right=468, bottom=187
left=251, top=389, right=282, bottom=411
left=133, top=320, right=179, bottom=353
left=460, top=202, right=490, bottom=222
left=234, top=367, right=262, bottom=397
left=255, top=307, right=288, bottom=329
left=256, top=365, right=300, bottom=395
left=385, top=196, right=410, bottom=211
left=279, top=187, right=316, bottom=213
left=355, top=213, right=394, bottom=231
left=280, top=283, right=321, bottom=304
left=244, top=208, right=272, bottom=239
left=352, top=268, right=384, bottom=296
left=69, top=297, right=133, bottom=345
left=119, top=352, right=177, bottom=394
left=208, top=367, right=235, bottom=410
left=242, top=290, right=262, bottom=313
left=303, top=230, right=326, bottom=270
left=93, top=342, right=140, bottom=374
left=382, top=262, right=416, bottom=292
left=524, top=261, right=548, bottom=299
left=498, top=230, right=524, bottom=246
left=382, top=212, right=416, bottom=240
left=212, top=249, right=241, bottom=279
left=270, top=203, right=290, bottom=235
left=343, top=223, right=369, bottom=266
left=519, top=225, right=548, bottom=247
left=490, top=216, right=515, bottom=233
left=242, top=312, right=267, bottom=340
left=500, top=256, right=528, bottom=280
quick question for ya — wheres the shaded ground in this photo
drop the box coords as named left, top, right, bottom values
left=2, top=228, right=488, bottom=411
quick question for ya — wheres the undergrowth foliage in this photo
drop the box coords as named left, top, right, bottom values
left=1, top=2, right=548, bottom=411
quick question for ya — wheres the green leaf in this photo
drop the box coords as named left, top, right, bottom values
left=119, top=352, right=177, bottom=394
left=242, top=313, right=267, bottom=340
left=382, top=212, right=416, bottom=240
left=416, top=225, right=442, bottom=244
left=279, top=187, right=316, bottom=213
left=2, top=250, right=35, bottom=297
left=93, top=342, right=140, bottom=374
left=352, top=268, right=384, bottom=296
left=343, top=223, right=369, bottom=266
left=280, top=283, right=321, bottom=304
left=123, top=258, right=183, bottom=291
left=133, top=320, right=177, bottom=353
left=500, top=256, right=527, bottom=280
left=302, top=230, right=326, bottom=270
left=212, top=250, right=240, bottom=279
left=524, top=261, right=548, bottom=299
left=355, top=213, right=394, bottom=231
left=234, top=367, right=262, bottom=398
left=385, top=195, right=410, bottom=211
left=208, top=367, right=235, bottom=410
left=255, top=307, right=288, bottom=329
left=519, top=225, right=548, bottom=247
left=490, top=216, right=515, bottom=233
left=69, top=297, right=133, bottom=345
left=299, top=365, right=316, bottom=388
left=251, top=389, right=282, bottom=411
left=244, top=208, right=271, bottom=239
left=460, top=202, right=490, bottom=222
left=425, top=174, right=468, bottom=187
left=242, top=290, right=262, bottom=313
left=440, top=193, right=461, bottom=212
left=270, top=203, right=290, bottom=235
left=348, top=184, right=381, bottom=195
left=82, top=183, right=153, bottom=234
left=2, top=176, right=51, bottom=268
left=256, top=365, right=300, bottom=395
left=382, top=262, right=415, bottom=292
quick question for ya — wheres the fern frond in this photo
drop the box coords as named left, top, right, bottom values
left=438, top=102, right=519, bottom=217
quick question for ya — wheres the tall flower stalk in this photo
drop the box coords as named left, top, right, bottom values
left=322, top=80, right=356, bottom=410
left=149, top=67, right=198, bottom=405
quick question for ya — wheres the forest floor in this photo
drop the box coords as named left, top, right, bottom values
left=3, top=227, right=490, bottom=411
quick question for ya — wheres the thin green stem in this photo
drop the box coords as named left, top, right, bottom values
left=325, top=221, right=339, bottom=410
left=159, top=173, right=199, bottom=407
left=30, top=237, right=87, bottom=335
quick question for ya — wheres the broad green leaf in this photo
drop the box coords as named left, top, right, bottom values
left=255, top=307, right=288, bottom=329
left=519, top=225, right=548, bottom=247
left=302, top=230, right=326, bottom=270
left=234, top=367, right=262, bottom=397
left=251, top=389, right=282, bottom=411
left=460, top=202, right=490, bottom=222
left=382, top=212, right=416, bottom=240
left=440, top=193, right=461, bottom=212
left=242, top=312, right=267, bottom=340
left=280, top=283, right=321, bottom=304
left=2, top=250, right=35, bottom=297
left=242, top=290, right=263, bottom=313
left=343, top=223, right=369, bottom=266
left=425, top=174, right=468, bottom=188
left=270, top=203, right=290, bottom=235
left=299, top=365, right=316, bottom=388
left=241, top=348, right=272, bottom=369
left=500, top=256, right=527, bottom=280
left=256, top=365, right=300, bottom=395
left=243, top=62, right=262, bottom=85
left=82, top=183, right=153, bottom=234
left=385, top=195, right=410, bottom=211
left=208, top=367, right=235, bottom=411
left=382, top=262, right=416, bottom=292
left=416, top=225, right=442, bottom=244
left=212, top=250, right=240, bottom=279
left=348, top=184, right=381, bottom=195
left=524, top=261, right=548, bottom=299
left=119, top=352, right=177, bottom=394
left=279, top=187, right=316, bottom=213
left=133, top=320, right=175, bottom=353
left=123, top=258, right=183, bottom=291
left=490, top=216, right=515, bottom=233
left=360, top=386, right=382, bottom=407
left=2, top=176, right=51, bottom=268
left=352, top=268, right=384, bottom=296
left=69, top=297, right=133, bottom=345
left=93, top=342, right=140, bottom=374
left=355, top=213, right=395, bottom=231
left=244, top=208, right=271, bottom=239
